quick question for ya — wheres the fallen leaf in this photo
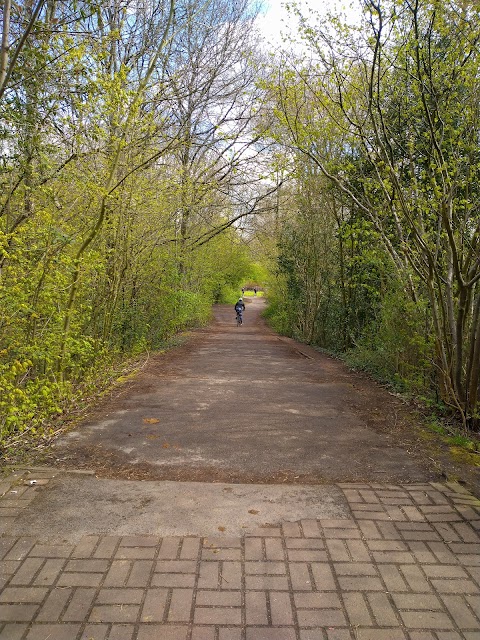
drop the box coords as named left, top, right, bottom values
left=162, top=443, right=170, bottom=449
left=218, top=526, right=226, bottom=532
left=248, top=509, right=259, bottom=515
left=143, top=418, right=160, bottom=424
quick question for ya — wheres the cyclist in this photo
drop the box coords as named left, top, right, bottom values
left=234, top=297, right=245, bottom=324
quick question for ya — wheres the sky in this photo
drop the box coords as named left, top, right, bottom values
left=256, top=0, right=359, bottom=48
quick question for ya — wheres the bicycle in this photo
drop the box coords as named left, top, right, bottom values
left=236, top=311, right=243, bottom=326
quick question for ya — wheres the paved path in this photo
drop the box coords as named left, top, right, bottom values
left=46, top=298, right=436, bottom=483
left=1, top=298, right=480, bottom=638
left=1, top=470, right=480, bottom=639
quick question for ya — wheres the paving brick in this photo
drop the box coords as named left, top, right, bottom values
left=65, top=559, right=109, bottom=573
left=108, top=624, right=135, bottom=640
left=115, top=547, right=156, bottom=560
left=399, top=609, right=455, bottom=629
left=407, top=541, right=437, bottom=564
left=81, top=623, right=108, bottom=639
left=197, top=562, right=218, bottom=589
left=464, top=592, right=480, bottom=615
left=3, top=539, right=35, bottom=561
left=434, top=523, right=462, bottom=542
left=72, top=536, right=99, bottom=558
left=270, top=591, right=294, bottom=625
left=294, top=592, right=342, bottom=608
left=34, top=559, right=66, bottom=586
left=63, top=587, right=96, bottom=621
left=286, top=538, right=325, bottom=549
left=218, top=630, right=242, bottom=640
left=136, top=625, right=189, bottom=640
left=29, top=545, right=73, bottom=558
left=9, top=558, right=43, bottom=585
left=140, top=588, right=168, bottom=622
left=245, top=575, right=289, bottom=590
left=90, top=604, right=140, bottom=623
left=157, top=538, right=181, bottom=559
left=245, top=590, right=268, bottom=624
left=337, top=576, right=384, bottom=591
left=168, top=588, right=194, bottom=622
left=220, top=562, right=242, bottom=589
left=346, top=540, right=370, bottom=561
left=288, top=549, right=328, bottom=562
left=25, top=623, right=81, bottom=639
left=326, top=539, right=350, bottom=561
left=432, top=579, right=480, bottom=594
left=423, top=565, right=468, bottom=578
left=57, top=571, right=104, bottom=587
left=180, top=538, right=200, bottom=560
left=196, top=591, right=241, bottom=606
left=246, top=629, right=296, bottom=640
left=204, top=537, right=242, bottom=549
left=104, top=560, right=131, bottom=587
left=377, top=521, right=403, bottom=540
left=428, top=541, right=458, bottom=564
left=333, top=562, right=377, bottom=576
left=202, top=548, right=241, bottom=561
left=194, top=606, right=242, bottom=625
left=297, top=608, right=347, bottom=627
left=126, top=559, right=153, bottom=587
left=311, top=563, right=336, bottom=590
left=289, top=562, right=312, bottom=591
left=367, top=591, right=399, bottom=626
left=441, top=594, right=480, bottom=629
left=94, top=536, right=120, bottom=558
left=325, top=631, right=355, bottom=640
left=191, top=628, right=215, bottom=640
left=342, top=591, right=373, bottom=626
left=0, top=624, right=28, bottom=640
left=245, top=538, right=264, bottom=561
left=120, top=536, right=160, bottom=547
left=367, top=540, right=407, bottom=551
left=401, top=506, right=426, bottom=521
left=0, top=559, right=20, bottom=577
left=371, top=550, right=415, bottom=563
left=358, top=521, right=382, bottom=539
left=96, top=588, right=143, bottom=604
left=377, top=564, right=409, bottom=591
left=300, top=519, right=321, bottom=538
left=36, top=587, right=72, bottom=621
left=283, top=522, right=302, bottom=537
left=391, top=593, right=442, bottom=610
left=0, top=603, right=38, bottom=621
left=265, top=538, right=284, bottom=560
left=0, top=587, right=47, bottom=603
left=355, top=631, right=407, bottom=640
left=246, top=527, right=281, bottom=537
left=245, top=561, right=285, bottom=575
left=401, top=565, right=431, bottom=592
left=155, top=560, right=196, bottom=573
left=452, top=523, right=480, bottom=543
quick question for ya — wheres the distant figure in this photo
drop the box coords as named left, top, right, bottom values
left=254, top=287, right=257, bottom=296
left=241, top=287, right=245, bottom=295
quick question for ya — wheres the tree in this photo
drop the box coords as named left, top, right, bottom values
left=271, top=0, right=480, bottom=429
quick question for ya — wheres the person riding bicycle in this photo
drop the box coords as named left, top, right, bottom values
left=234, top=297, right=245, bottom=322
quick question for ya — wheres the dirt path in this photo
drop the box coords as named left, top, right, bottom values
left=42, top=297, right=439, bottom=484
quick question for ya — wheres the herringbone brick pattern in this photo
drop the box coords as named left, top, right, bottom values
left=1, top=476, right=480, bottom=639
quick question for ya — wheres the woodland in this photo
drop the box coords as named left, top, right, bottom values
left=0, top=0, right=479, bottom=449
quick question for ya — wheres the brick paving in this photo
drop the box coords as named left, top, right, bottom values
left=1, top=473, right=480, bottom=639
